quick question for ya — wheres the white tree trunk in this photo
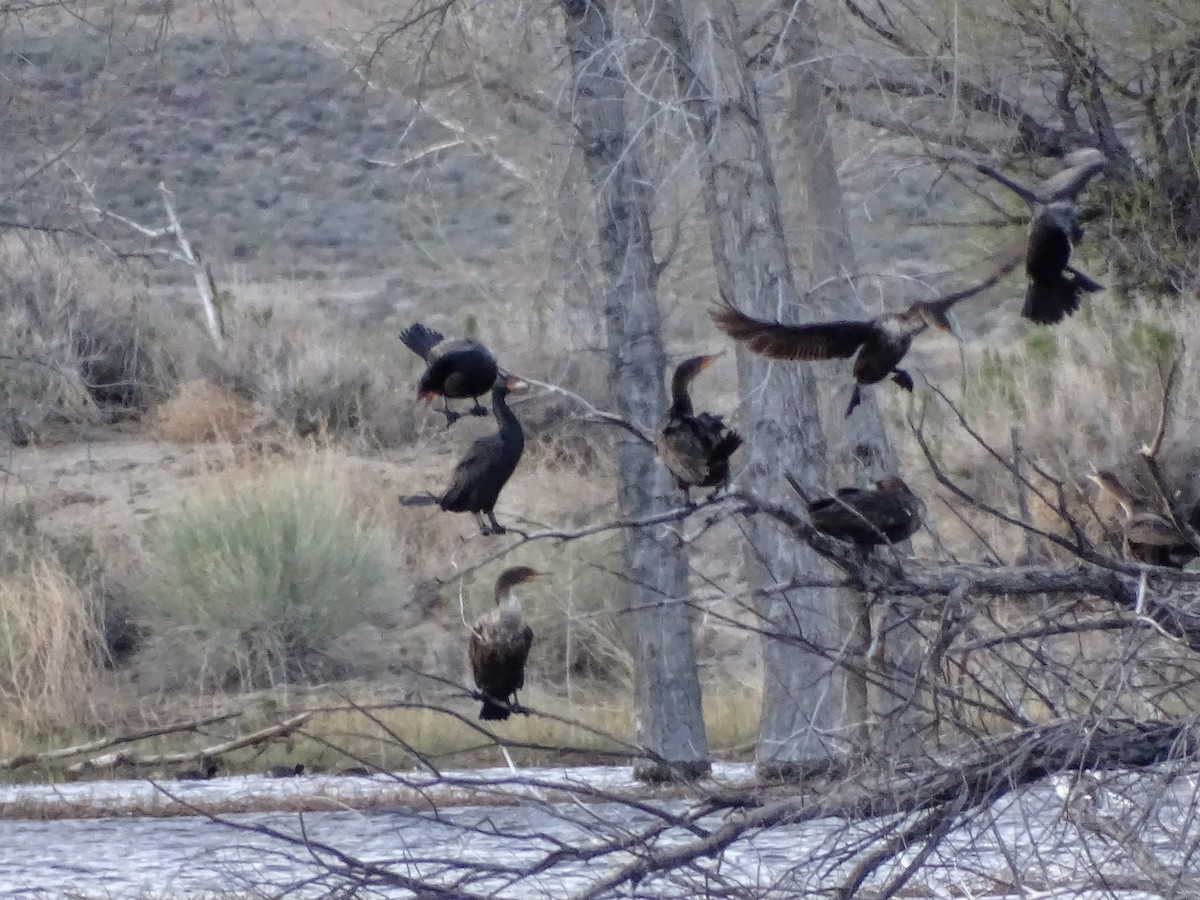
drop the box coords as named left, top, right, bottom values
left=558, top=0, right=709, bottom=782
left=780, top=3, right=926, bottom=755
left=644, top=0, right=848, bottom=775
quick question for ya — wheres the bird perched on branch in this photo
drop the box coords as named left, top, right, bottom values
left=399, top=375, right=528, bottom=535
left=655, top=355, right=743, bottom=503
left=1087, top=469, right=1198, bottom=568
left=974, top=149, right=1107, bottom=325
left=808, top=476, right=923, bottom=549
left=399, top=322, right=500, bottom=426
left=711, top=251, right=1022, bottom=416
left=469, top=566, right=539, bottom=721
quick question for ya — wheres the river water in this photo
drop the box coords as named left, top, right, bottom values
left=0, top=763, right=1192, bottom=898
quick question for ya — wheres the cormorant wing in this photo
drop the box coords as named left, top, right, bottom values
left=917, top=241, right=1026, bottom=326
left=974, top=163, right=1040, bottom=207
left=1037, top=150, right=1106, bottom=204
left=711, top=305, right=875, bottom=361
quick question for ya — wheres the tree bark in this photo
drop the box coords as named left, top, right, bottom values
left=557, top=0, right=709, bottom=782
left=643, top=0, right=847, bottom=775
left=779, top=1, right=926, bottom=755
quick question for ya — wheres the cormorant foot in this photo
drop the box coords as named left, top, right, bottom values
left=844, top=386, right=864, bottom=418
left=891, top=370, right=915, bottom=392
left=469, top=402, right=490, bottom=417
left=441, top=410, right=463, bottom=427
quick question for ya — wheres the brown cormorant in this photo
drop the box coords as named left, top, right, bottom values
left=469, top=566, right=539, bottom=721
left=655, top=355, right=743, bottom=503
left=808, top=476, right=923, bottom=548
left=400, top=322, right=500, bottom=426
left=711, top=253, right=1021, bottom=416
left=974, top=151, right=1107, bottom=324
left=1088, top=470, right=1198, bottom=568
left=399, top=376, right=528, bottom=535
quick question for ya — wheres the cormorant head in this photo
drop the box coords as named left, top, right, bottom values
left=417, top=372, right=437, bottom=404
left=495, top=375, right=528, bottom=397
left=875, top=475, right=912, bottom=495
left=675, top=354, right=716, bottom=383
left=495, top=566, right=541, bottom=603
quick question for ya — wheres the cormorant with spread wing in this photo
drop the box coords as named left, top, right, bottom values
left=655, top=355, right=743, bottom=503
left=808, top=476, right=923, bottom=549
left=399, top=375, right=527, bottom=535
left=974, top=149, right=1107, bottom=325
left=711, top=252, right=1021, bottom=416
left=1087, top=469, right=1198, bottom=568
left=400, top=322, right=500, bottom=426
left=469, top=566, right=539, bottom=721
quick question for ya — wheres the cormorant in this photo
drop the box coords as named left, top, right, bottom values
left=399, top=376, right=528, bottom=535
left=400, top=322, right=500, bottom=426
left=655, top=355, right=743, bottom=503
left=711, top=253, right=1022, bottom=416
left=974, top=150, right=1107, bottom=324
left=175, top=762, right=219, bottom=781
left=265, top=763, right=305, bottom=778
left=1088, top=470, right=1198, bottom=568
left=469, top=566, right=539, bottom=721
left=808, top=476, right=923, bottom=549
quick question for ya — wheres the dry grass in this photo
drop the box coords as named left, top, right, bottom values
left=890, top=292, right=1200, bottom=562
left=0, top=558, right=101, bottom=755
left=150, top=380, right=259, bottom=443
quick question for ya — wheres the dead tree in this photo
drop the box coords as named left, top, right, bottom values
left=557, top=0, right=709, bottom=781
left=642, top=0, right=851, bottom=776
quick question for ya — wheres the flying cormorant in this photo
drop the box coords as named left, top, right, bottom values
left=808, top=476, right=923, bottom=549
left=399, top=376, right=528, bottom=535
left=711, top=252, right=1022, bottom=416
left=655, top=355, right=743, bottom=503
left=974, top=150, right=1107, bottom=324
left=400, top=322, right=500, bottom=426
left=469, top=566, right=539, bottom=721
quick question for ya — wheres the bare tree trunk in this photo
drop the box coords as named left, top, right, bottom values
left=643, top=0, right=847, bottom=775
left=779, top=2, right=927, bottom=755
left=557, top=0, right=709, bottom=782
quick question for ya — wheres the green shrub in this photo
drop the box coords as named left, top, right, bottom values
left=137, top=463, right=395, bottom=691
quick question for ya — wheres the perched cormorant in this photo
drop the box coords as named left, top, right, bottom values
left=399, top=376, right=528, bottom=535
left=400, top=322, right=500, bottom=426
left=469, top=566, right=539, bottom=721
left=1088, top=470, right=1198, bottom=568
left=974, top=150, right=1107, bottom=324
left=711, top=254, right=1021, bottom=416
left=265, top=763, right=305, bottom=778
left=808, top=476, right=923, bottom=549
left=655, top=355, right=743, bottom=503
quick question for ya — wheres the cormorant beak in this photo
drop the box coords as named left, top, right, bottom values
left=505, top=377, right=529, bottom=392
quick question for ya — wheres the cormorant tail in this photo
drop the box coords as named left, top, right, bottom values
left=398, top=493, right=440, bottom=507
left=1023, top=278, right=1081, bottom=325
left=399, top=323, right=445, bottom=360
left=479, top=699, right=511, bottom=721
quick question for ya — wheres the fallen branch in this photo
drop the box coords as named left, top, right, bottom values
left=0, top=712, right=240, bottom=771
left=67, top=712, right=312, bottom=773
